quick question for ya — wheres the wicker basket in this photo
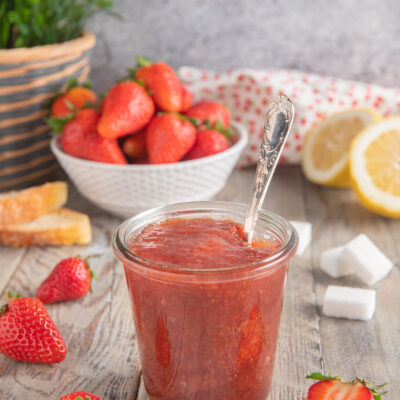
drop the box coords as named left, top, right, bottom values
left=0, top=32, right=96, bottom=191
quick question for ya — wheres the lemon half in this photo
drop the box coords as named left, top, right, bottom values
left=302, top=109, right=381, bottom=187
left=350, top=117, right=400, bottom=218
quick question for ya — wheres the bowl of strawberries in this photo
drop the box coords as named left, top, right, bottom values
left=50, top=58, right=248, bottom=218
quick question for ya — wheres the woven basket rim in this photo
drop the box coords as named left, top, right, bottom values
left=0, top=31, right=96, bottom=64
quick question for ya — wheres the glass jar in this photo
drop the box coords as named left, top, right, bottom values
left=113, top=201, right=298, bottom=400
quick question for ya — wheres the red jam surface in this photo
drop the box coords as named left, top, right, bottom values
left=126, top=218, right=288, bottom=400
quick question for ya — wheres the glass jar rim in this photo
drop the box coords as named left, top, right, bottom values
left=112, top=201, right=298, bottom=277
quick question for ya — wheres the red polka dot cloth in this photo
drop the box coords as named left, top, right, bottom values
left=179, top=67, right=400, bottom=166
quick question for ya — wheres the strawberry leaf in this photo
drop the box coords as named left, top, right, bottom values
left=175, top=113, right=199, bottom=126
left=46, top=114, right=74, bottom=134
left=83, top=256, right=97, bottom=293
left=64, top=99, right=76, bottom=113
left=66, top=77, right=79, bottom=90
left=358, top=380, right=388, bottom=400
left=136, top=56, right=152, bottom=67
left=203, top=119, right=233, bottom=137
left=82, top=80, right=92, bottom=89
left=135, top=79, right=152, bottom=95
left=0, top=303, right=7, bottom=315
left=127, top=68, right=137, bottom=79
left=306, top=373, right=340, bottom=381
left=187, top=117, right=200, bottom=127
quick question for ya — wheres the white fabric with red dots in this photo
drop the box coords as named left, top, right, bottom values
left=179, top=67, right=400, bottom=166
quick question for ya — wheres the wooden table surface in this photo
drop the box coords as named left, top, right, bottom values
left=1, top=165, right=399, bottom=400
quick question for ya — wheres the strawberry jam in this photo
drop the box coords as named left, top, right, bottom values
left=118, top=215, right=295, bottom=400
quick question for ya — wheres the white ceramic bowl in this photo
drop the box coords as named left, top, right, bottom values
left=51, top=121, right=248, bottom=218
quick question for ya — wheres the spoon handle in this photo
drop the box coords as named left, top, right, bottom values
left=243, top=94, right=295, bottom=244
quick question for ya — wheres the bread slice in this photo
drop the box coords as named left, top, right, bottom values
left=0, top=181, right=68, bottom=227
left=0, top=208, right=92, bottom=247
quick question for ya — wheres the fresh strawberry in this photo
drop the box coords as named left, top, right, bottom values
left=123, top=131, right=147, bottom=160
left=184, top=129, right=229, bottom=160
left=136, top=57, right=183, bottom=112
left=180, top=86, right=193, bottom=112
left=98, top=81, right=155, bottom=139
left=306, top=373, right=388, bottom=400
left=59, top=391, right=103, bottom=400
left=146, top=113, right=196, bottom=164
left=51, top=78, right=97, bottom=118
left=0, top=293, right=66, bottom=363
left=37, top=256, right=96, bottom=304
left=56, top=108, right=127, bottom=164
left=185, top=100, right=231, bottom=128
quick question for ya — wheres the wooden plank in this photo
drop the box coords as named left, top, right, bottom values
left=303, top=177, right=400, bottom=399
left=0, top=247, right=26, bottom=296
left=0, top=191, right=142, bottom=399
left=136, top=166, right=323, bottom=399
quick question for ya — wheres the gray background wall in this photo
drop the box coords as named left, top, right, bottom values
left=88, top=0, right=400, bottom=93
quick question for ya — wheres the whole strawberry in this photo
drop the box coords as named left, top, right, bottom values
left=180, top=86, right=193, bottom=112
left=0, top=293, right=66, bottom=363
left=51, top=79, right=97, bottom=118
left=59, top=391, right=103, bottom=400
left=98, top=81, right=155, bottom=139
left=57, top=108, right=127, bottom=164
left=37, top=257, right=96, bottom=304
left=136, top=57, right=183, bottom=112
left=306, top=373, right=388, bottom=400
left=146, top=113, right=196, bottom=164
left=184, top=129, right=229, bottom=160
left=185, top=100, right=231, bottom=128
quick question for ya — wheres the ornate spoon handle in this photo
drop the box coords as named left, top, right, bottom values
left=243, top=94, right=295, bottom=244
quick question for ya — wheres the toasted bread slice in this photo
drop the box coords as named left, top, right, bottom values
left=0, top=181, right=67, bottom=227
left=0, top=208, right=92, bottom=247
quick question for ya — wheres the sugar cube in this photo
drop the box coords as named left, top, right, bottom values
left=320, top=246, right=351, bottom=278
left=290, top=221, right=312, bottom=256
left=323, top=285, right=376, bottom=320
left=340, top=234, right=393, bottom=285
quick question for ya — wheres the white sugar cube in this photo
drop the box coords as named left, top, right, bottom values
left=290, top=221, right=312, bottom=256
left=323, top=285, right=376, bottom=320
left=340, top=234, right=393, bottom=285
left=320, top=246, right=351, bottom=278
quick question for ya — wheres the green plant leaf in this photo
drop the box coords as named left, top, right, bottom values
left=1, top=0, right=117, bottom=49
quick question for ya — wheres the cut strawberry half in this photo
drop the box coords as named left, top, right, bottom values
left=306, top=373, right=388, bottom=400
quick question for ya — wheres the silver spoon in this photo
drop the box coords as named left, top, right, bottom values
left=243, top=94, right=295, bottom=244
